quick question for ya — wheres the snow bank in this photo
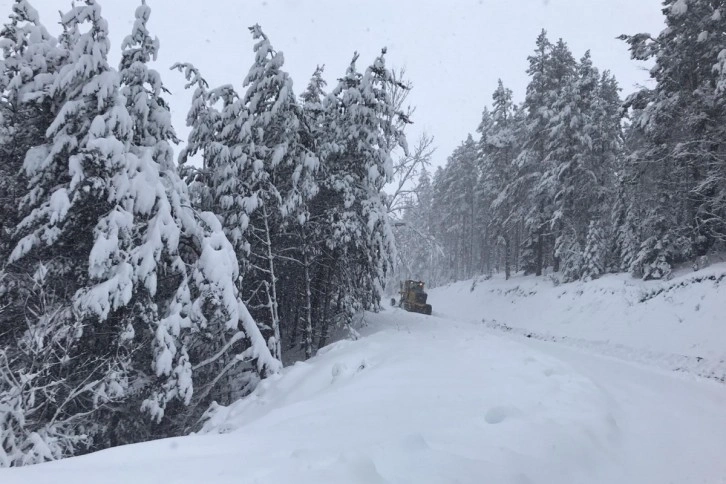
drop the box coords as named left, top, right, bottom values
left=4, top=266, right=726, bottom=483
left=3, top=311, right=623, bottom=484
left=429, top=263, right=726, bottom=380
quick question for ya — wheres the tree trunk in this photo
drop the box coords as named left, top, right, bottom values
left=262, top=205, right=282, bottom=361
left=536, top=230, right=544, bottom=277
left=289, top=302, right=300, bottom=350
left=302, top=229, right=314, bottom=360
left=504, top=235, right=511, bottom=280
left=317, top=277, right=332, bottom=349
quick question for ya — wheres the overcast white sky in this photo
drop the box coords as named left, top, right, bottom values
left=2, top=0, right=666, bottom=165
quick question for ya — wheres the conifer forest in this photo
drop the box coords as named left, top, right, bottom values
left=0, top=0, right=724, bottom=472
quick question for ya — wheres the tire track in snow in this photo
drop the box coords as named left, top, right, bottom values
left=480, top=318, right=726, bottom=384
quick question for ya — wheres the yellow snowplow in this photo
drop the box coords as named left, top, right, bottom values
left=397, top=280, right=432, bottom=315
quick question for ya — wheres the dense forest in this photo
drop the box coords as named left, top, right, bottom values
left=0, top=0, right=724, bottom=468
left=0, top=0, right=408, bottom=465
left=395, top=1, right=726, bottom=286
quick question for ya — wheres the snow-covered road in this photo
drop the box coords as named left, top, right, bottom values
left=520, top=338, right=726, bottom=484
left=427, top=273, right=726, bottom=483
left=2, top=273, right=726, bottom=484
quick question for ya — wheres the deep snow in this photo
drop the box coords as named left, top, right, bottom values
left=430, top=263, right=726, bottom=381
left=2, top=265, right=726, bottom=484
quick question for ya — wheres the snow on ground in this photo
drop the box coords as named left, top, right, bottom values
left=3, top=266, right=726, bottom=483
left=429, top=263, right=726, bottom=381
left=1, top=311, right=626, bottom=484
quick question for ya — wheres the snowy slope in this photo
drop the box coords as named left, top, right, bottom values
left=1, top=311, right=625, bottom=484
left=429, top=263, right=726, bottom=381
left=2, top=269, right=726, bottom=483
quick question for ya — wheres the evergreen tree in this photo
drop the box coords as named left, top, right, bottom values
left=216, top=25, right=318, bottom=361
left=519, top=31, right=553, bottom=276
left=318, top=49, right=407, bottom=312
left=0, top=0, right=67, bottom=467
left=611, top=168, right=642, bottom=274
left=581, top=220, right=606, bottom=281
left=549, top=51, right=620, bottom=281
left=449, top=135, right=480, bottom=279
left=175, top=26, right=321, bottom=361
left=1, top=2, right=278, bottom=465
left=172, top=62, right=230, bottom=211
left=293, top=65, right=329, bottom=359
left=621, top=0, right=726, bottom=277
left=517, top=31, right=580, bottom=275
left=478, top=80, right=523, bottom=278
left=300, top=64, right=326, bottom=107
left=0, top=0, right=64, bottom=258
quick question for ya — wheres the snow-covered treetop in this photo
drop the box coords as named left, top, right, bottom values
left=0, top=0, right=63, bottom=101
left=120, top=1, right=158, bottom=68
left=120, top=0, right=176, bottom=169
left=326, top=48, right=409, bottom=191
left=301, top=64, right=326, bottom=107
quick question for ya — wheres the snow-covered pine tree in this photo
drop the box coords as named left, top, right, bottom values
left=3, top=0, right=145, bottom=463
left=418, top=31, right=624, bottom=285
left=401, top=169, right=439, bottom=282
left=421, top=167, right=449, bottom=285
left=450, top=135, right=480, bottom=279
left=191, top=25, right=319, bottom=361
left=172, top=62, right=230, bottom=212
left=319, top=49, right=408, bottom=316
left=427, top=135, right=481, bottom=281
left=537, top=38, right=577, bottom=279
left=0, top=0, right=68, bottom=467
left=300, top=64, right=326, bottom=110
left=619, top=205, right=641, bottom=273
left=477, top=80, right=523, bottom=279
left=588, top=70, right=624, bottom=275
left=119, top=0, right=177, bottom=156
left=120, top=3, right=281, bottom=424
left=473, top=109, right=495, bottom=276
left=0, top=0, right=64, bottom=258
left=2, top=1, right=278, bottom=465
left=431, top=161, right=454, bottom=280
left=610, top=169, right=638, bottom=274
left=611, top=122, right=645, bottom=274
left=289, top=65, right=329, bottom=359
left=620, top=0, right=726, bottom=277
left=581, top=220, right=605, bottom=281
left=549, top=51, right=599, bottom=281
left=517, top=30, right=565, bottom=276
left=0, top=0, right=63, bottom=302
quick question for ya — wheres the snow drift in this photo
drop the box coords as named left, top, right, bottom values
left=2, top=265, right=726, bottom=483
left=429, top=263, right=726, bottom=381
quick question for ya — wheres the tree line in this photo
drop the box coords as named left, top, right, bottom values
left=0, top=0, right=407, bottom=465
left=395, top=0, right=726, bottom=286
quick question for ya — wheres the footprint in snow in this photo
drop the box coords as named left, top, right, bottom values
left=331, top=360, right=367, bottom=383
left=485, top=405, right=523, bottom=424
left=399, top=433, right=430, bottom=451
